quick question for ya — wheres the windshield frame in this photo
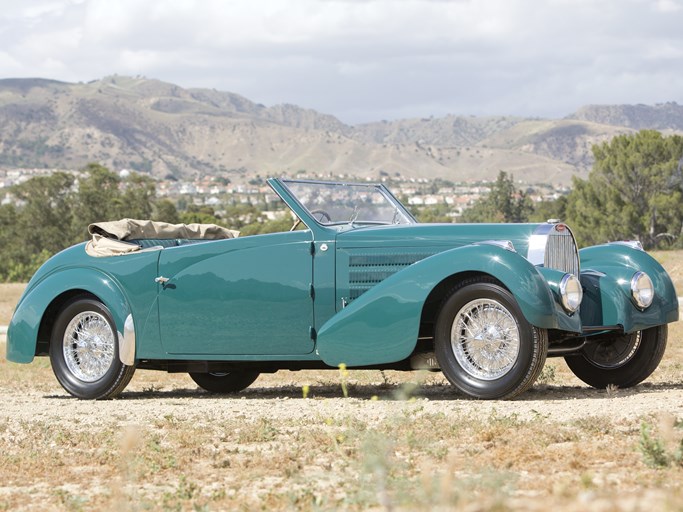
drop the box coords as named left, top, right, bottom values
left=276, top=178, right=418, bottom=228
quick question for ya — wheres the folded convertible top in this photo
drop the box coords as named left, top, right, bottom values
left=85, top=218, right=239, bottom=257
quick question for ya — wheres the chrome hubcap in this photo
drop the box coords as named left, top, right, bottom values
left=451, top=299, right=520, bottom=380
left=62, top=311, right=115, bottom=382
left=583, top=331, right=642, bottom=369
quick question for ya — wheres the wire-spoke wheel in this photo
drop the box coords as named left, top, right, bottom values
left=565, top=325, right=667, bottom=389
left=62, top=311, right=116, bottom=382
left=49, top=297, right=135, bottom=399
left=435, top=278, right=548, bottom=400
left=451, top=298, right=521, bottom=381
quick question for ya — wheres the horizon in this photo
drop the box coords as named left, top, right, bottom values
left=1, top=74, right=681, bottom=126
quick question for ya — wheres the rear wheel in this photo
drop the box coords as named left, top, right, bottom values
left=49, top=297, right=135, bottom=399
left=189, top=371, right=260, bottom=393
left=434, top=278, right=548, bottom=399
left=564, top=325, right=667, bottom=388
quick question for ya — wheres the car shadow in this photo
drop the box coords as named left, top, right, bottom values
left=43, top=380, right=683, bottom=401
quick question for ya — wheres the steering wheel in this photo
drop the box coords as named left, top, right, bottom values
left=290, top=209, right=332, bottom=231
left=310, top=209, right=332, bottom=223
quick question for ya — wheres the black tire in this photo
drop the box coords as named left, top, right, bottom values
left=189, top=371, right=260, bottom=393
left=564, top=325, right=667, bottom=389
left=49, top=297, right=135, bottom=399
left=434, top=278, right=548, bottom=400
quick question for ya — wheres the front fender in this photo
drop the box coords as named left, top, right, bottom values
left=579, top=244, right=679, bottom=332
left=316, top=244, right=571, bottom=367
left=6, top=268, right=132, bottom=363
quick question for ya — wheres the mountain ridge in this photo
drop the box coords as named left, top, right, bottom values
left=0, top=76, right=681, bottom=185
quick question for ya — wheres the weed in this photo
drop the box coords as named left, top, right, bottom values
left=536, top=364, right=557, bottom=385
left=379, top=370, right=394, bottom=389
left=393, top=380, right=420, bottom=401
left=338, top=363, right=349, bottom=398
left=639, top=422, right=670, bottom=468
left=142, top=383, right=163, bottom=393
left=237, top=418, right=280, bottom=443
left=54, top=489, right=88, bottom=512
left=580, top=472, right=595, bottom=489
left=162, top=476, right=203, bottom=511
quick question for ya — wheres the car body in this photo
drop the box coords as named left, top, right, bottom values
left=6, top=178, right=680, bottom=399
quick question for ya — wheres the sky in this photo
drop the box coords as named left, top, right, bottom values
left=1, top=0, right=682, bottom=125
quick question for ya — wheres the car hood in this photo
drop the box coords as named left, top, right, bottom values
left=335, top=222, right=543, bottom=256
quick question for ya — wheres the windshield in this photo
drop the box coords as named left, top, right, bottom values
left=282, top=179, right=415, bottom=226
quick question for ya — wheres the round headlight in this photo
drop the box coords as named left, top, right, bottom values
left=631, top=271, right=654, bottom=309
left=560, top=274, right=583, bottom=313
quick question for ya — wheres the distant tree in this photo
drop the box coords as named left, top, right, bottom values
left=460, top=171, right=532, bottom=223
left=153, top=199, right=181, bottom=224
left=12, top=172, right=77, bottom=252
left=529, top=196, right=568, bottom=223
left=564, top=130, right=683, bottom=248
left=180, top=205, right=224, bottom=226
left=0, top=163, right=165, bottom=281
left=239, top=217, right=293, bottom=236
left=72, top=164, right=122, bottom=239
left=120, top=173, right=156, bottom=220
left=414, top=204, right=452, bottom=223
left=2, top=172, right=76, bottom=281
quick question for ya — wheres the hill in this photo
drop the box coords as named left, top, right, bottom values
left=0, top=76, right=681, bottom=185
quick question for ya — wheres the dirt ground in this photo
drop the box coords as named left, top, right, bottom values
left=2, top=359, right=683, bottom=511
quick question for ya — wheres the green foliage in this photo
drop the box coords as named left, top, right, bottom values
left=179, top=205, right=223, bottom=226
left=565, top=130, right=683, bottom=249
left=638, top=420, right=683, bottom=469
left=529, top=196, right=567, bottom=223
left=153, top=199, right=181, bottom=224
left=413, top=203, right=452, bottom=223
left=0, top=164, right=178, bottom=282
left=120, top=173, right=156, bottom=220
left=238, top=217, right=292, bottom=236
left=460, top=171, right=532, bottom=223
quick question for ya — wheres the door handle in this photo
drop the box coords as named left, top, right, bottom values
left=155, top=276, right=170, bottom=284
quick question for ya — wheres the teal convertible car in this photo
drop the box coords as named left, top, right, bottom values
left=6, top=178, right=679, bottom=400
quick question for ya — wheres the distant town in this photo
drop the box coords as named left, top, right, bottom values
left=0, top=167, right=570, bottom=219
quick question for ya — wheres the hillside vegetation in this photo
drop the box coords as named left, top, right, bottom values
left=2, top=76, right=682, bottom=185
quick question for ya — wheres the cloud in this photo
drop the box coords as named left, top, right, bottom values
left=1, top=0, right=682, bottom=123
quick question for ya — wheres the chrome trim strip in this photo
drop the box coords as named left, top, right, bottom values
left=118, top=314, right=136, bottom=366
left=476, top=240, right=516, bottom=252
left=527, top=224, right=555, bottom=266
left=609, top=240, right=644, bottom=251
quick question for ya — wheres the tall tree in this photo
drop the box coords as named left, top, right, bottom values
left=565, top=130, right=683, bottom=248
left=12, top=172, right=77, bottom=253
left=0, top=163, right=164, bottom=281
left=120, top=173, right=156, bottom=220
left=460, top=171, right=532, bottom=223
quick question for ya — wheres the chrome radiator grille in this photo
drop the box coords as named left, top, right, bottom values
left=528, top=223, right=580, bottom=276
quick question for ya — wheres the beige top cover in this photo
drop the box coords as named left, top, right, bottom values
left=85, top=218, right=239, bottom=257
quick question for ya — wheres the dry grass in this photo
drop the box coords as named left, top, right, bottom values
left=1, top=252, right=682, bottom=511
left=1, top=373, right=683, bottom=511
left=0, top=283, right=24, bottom=326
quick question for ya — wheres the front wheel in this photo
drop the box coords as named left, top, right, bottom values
left=564, top=325, right=667, bottom=389
left=434, top=278, right=548, bottom=400
left=189, top=371, right=260, bottom=393
left=49, top=297, right=135, bottom=399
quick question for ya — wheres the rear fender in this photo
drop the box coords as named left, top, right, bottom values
left=6, top=268, right=131, bottom=363
left=316, top=244, right=563, bottom=367
left=579, top=245, right=679, bottom=332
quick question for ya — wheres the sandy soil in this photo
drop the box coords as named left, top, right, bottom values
left=1, top=372, right=682, bottom=426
